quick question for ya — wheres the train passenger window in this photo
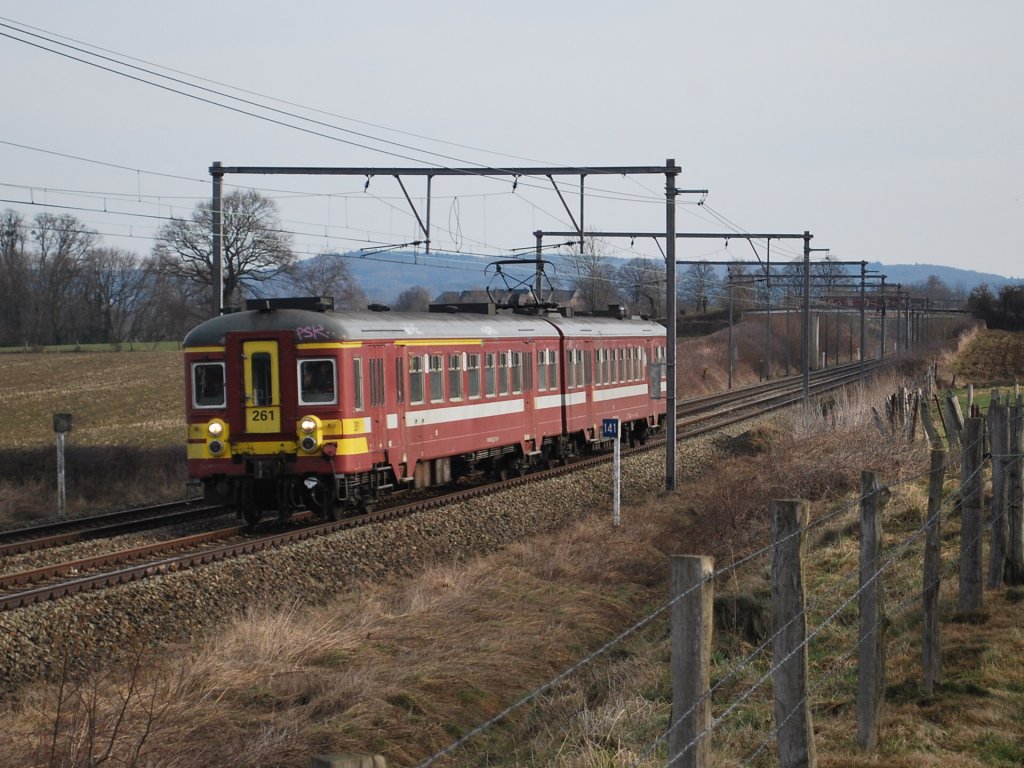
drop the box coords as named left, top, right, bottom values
left=498, top=352, right=509, bottom=395
left=409, top=356, right=424, bottom=405
left=299, top=359, right=337, bottom=405
left=548, top=352, right=558, bottom=391
left=618, top=349, right=626, bottom=382
left=584, top=350, right=592, bottom=385
left=601, top=349, right=610, bottom=384
left=448, top=354, right=462, bottom=401
left=429, top=354, right=444, bottom=403
left=353, top=358, right=364, bottom=410
left=537, top=350, right=547, bottom=391
left=251, top=352, right=274, bottom=406
left=593, top=349, right=602, bottom=386
left=567, top=350, right=576, bottom=389
left=192, top=362, right=225, bottom=408
left=523, top=352, right=532, bottom=392
left=468, top=354, right=481, bottom=398
left=485, top=353, right=496, bottom=397
left=395, top=358, right=404, bottom=404
left=511, top=352, right=522, bottom=393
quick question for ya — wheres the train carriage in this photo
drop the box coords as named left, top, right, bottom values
left=183, top=297, right=666, bottom=525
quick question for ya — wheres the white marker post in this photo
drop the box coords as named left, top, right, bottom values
left=53, top=413, right=72, bottom=519
left=603, top=418, right=621, bottom=527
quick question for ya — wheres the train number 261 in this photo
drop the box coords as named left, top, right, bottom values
left=251, top=409, right=276, bottom=422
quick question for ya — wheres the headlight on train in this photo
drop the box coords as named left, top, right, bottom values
left=297, top=415, right=322, bottom=453
left=207, top=421, right=224, bottom=438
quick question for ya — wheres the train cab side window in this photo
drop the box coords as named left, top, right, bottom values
left=192, top=362, right=226, bottom=408
left=409, top=355, right=424, bottom=405
left=353, top=358, right=364, bottom=410
left=468, top=353, right=481, bottom=398
left=299, top=359, right=337, bottom=405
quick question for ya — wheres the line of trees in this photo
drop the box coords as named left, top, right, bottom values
left=966, top=284, right=1024, bottom=330
left=560, top=240, right=968, bottom=319
left=0, top=191, right=365, bottom=348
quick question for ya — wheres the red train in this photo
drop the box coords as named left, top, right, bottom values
left=183, top=297, right=666, bottom=525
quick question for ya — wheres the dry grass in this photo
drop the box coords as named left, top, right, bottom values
left=5, top=370, right=1010, bottom=767
left=0, top=349, right=186, bottom=523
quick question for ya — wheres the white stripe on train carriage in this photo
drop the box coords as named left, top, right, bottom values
left=535, top=391, right=588, bottom=409
left=592, top=384, right=651, bottom=402
left=404, top=398, right=525, bottom=427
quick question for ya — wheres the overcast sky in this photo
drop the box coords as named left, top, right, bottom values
left=2, top=1, right=1021, bottom=281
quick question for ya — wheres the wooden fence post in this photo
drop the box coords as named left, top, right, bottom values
left=857, top=471, right=890, bottom=750
left=918, top=389, right=941, bottom=448
left=943, top=392, right=964, bottom=454
left=771, top=500, right=817, bottom=768
left=988, top=397, right=1009, bottom=588
left=669, top=555, right=714, bottom=768
left=1008, top=397, right=1024, bottom=585
left=958, top=418, right=985, bottom=613
left=922, top=448, right=946, bottom=695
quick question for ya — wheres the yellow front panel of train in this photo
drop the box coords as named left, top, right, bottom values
left=243, top=340, right=281, bottom=434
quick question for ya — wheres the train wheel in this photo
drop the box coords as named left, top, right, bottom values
left=243, top=507, right=262, bottom=528
left=236, top=482, right=261, bottom=529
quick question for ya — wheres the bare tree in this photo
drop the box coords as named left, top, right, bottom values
left=288, top=254, right=367, bottom=309
left=679, top=262, right=721, bottom=314
left=393, top=285, right=432, bottom=311
left=617, top=256, right=665, bottom=318
left=30, top=213, right=97, bottom=345
left=152, top=189, right=295, bottom=309
left=0, top=209, right=30, bottom=346
left=79, top=247, right=151, bottom=344
left=560, top=236, right=621, bottom=312
left=812, top=256, right=850, bottom=298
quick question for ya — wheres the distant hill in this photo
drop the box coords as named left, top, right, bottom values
left=864, top=262, right=1019, bottom=294
left=319, top=250, right=1021, bottom=306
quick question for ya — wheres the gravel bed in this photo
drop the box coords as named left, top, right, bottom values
left=0, top=418, right=778, bottom=698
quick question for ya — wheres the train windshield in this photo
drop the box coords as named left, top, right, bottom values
left=299, top=359, right=337, bottom=404
left=192, top=362, right=225, bottom=408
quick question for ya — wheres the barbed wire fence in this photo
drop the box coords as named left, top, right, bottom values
left=400, top=394, right=1021, bottom=768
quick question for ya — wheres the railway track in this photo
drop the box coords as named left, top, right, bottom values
left=0, top=360, right=884, bottom=612
left=0, top=499, right=228, bottom=557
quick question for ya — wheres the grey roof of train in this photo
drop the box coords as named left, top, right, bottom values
left=182, top=308, right=664, bottom=347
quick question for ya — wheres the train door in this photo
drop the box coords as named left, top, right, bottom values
left=242, top=340, right=281, bottom=434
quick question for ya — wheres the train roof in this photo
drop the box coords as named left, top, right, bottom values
left=543, top=313, right=666, bottom=338
left=183, top=307, right=666, bottom=347
left=182, top=307, right=558, bottom=347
